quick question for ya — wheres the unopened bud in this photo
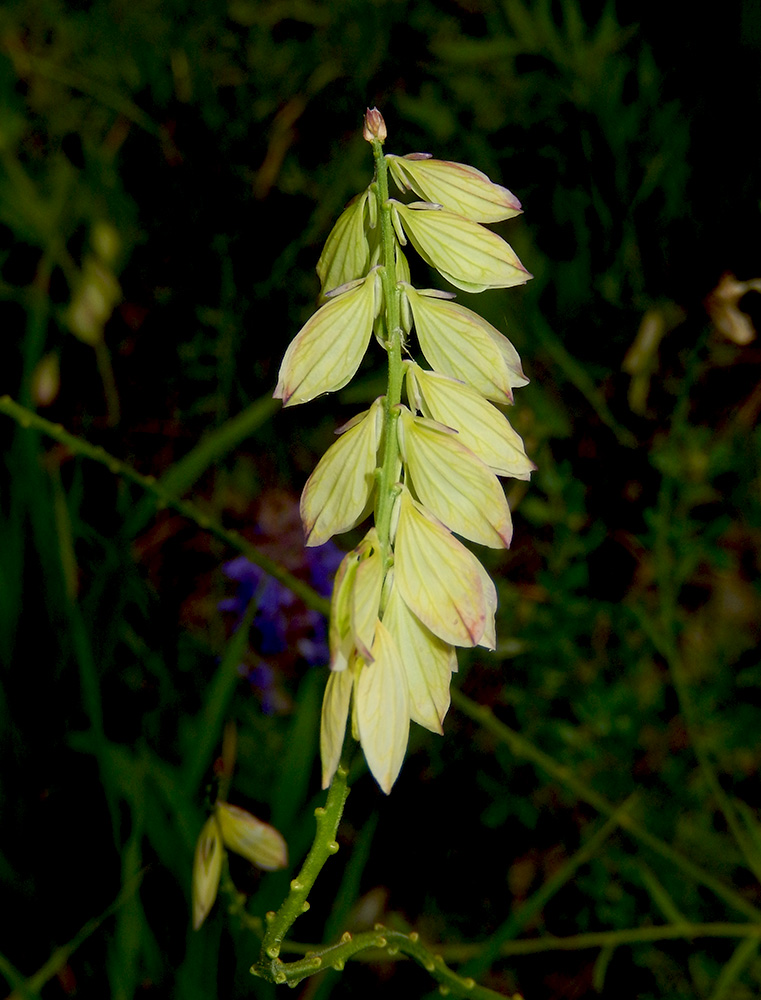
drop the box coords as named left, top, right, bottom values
left=363, top=107, right=387, bottom=143
left=215, top=801, right=288, bottom=871
left=191, top=815, right=224, bottom=930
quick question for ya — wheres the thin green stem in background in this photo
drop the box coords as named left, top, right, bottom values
left=451, top=689, right=761, bottom=924
left=0, top=876, right=143, bottom=1000
left=460, top=794, right=639, bottom=979
left=0, top=396, right=329, bottom=618
left=284, top=921, right=761, bottom=964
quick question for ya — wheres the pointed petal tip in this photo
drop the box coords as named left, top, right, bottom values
left=499, top=527, right=514, bottom=548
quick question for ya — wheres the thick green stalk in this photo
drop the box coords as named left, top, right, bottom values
left=370, top=138, right=404, bottom=572
left=253, top=766, right=350, bottom=979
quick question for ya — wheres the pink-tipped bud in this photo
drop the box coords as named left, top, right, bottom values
left=363, top=107, right=387, bottom=143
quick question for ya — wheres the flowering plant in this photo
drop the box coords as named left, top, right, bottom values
left=190, top=108, right=534, bottom=999
left=276, top=108, right=533, bottom=794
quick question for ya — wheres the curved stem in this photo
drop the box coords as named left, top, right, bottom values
left=253, top=766, right=350, bottom=976
left=0, top=395, right=330, bottom=617
left=260, top=926, right=511, bottom=998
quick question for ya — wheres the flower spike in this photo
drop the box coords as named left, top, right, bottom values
left=274, top=111, right=533, bottom=792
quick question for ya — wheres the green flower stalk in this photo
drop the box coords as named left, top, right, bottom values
left=275, top=109, right=534, bottom=793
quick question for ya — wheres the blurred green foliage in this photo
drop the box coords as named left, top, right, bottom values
left=1, top=0, right=760, bottom=998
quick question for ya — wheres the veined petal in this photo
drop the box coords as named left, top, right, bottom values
left=382, top=580, right=456, bottom=733
left=300, top=397, right=383, bottom=546
left=316, top=190, right=371, bottom=296
left=215, top=802, right=288, bottom=871
left=320, top=666, right=354, bottom=789
left=355, top=621, right=410, bottom=793
left=392, top=201, right=531, bottom=293
left=329, top=549, right=360, bottom=671
left=397, top=406, right=512, bottom=548
left=403, top=284, right=528, bottom=401
left=394, top=487, right=496, bottom=648
left=387, top=154, right=522, bottom=223
left=474, top=556, right=497, bottom=650
left=350, top=528, right=384, bottom=662
left=406, top=364, right=535, bottom=480
left=274, top=271, right=378, bottom=406
left=192, top=815, right=223, bottom=930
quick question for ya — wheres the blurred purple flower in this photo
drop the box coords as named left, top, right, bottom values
left=220, top=540, right=343, bottom=713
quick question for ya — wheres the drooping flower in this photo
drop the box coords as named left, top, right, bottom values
left=401, top=283, right=528, bottom=402
left=405, top=363, right=535, bottom=480
left=390, top=200, right=531, bottom=293
left=274, top=270, right=381, bottom=406
left=300, top=398, right=384, bottom=546
left=396, top=405, right=513, bottom=547
left=392, top=487, right=497, bottom=649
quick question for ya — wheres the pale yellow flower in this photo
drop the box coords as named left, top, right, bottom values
left=274, top=270, right=380, bottom=406
left=392, top=486, right=496, bottom=649
left=316, top=190, right=372, bottom=296
left=321, top=627, right=410, bottom=796
left=328, top=530, right=384, bottom=667
left=300, top=398, right=384, bottom=546
left=396, top=405, right=513, bottom=547
left=387, top=153, right=522, bottom=223
left=402, top=283, right=528, bottom=401
left=390, top=200, right=531, bottom=293
left=405, top=363, right=535, bottom=480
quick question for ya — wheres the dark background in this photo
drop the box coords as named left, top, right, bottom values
left=1, top=1, right=760, bottom=998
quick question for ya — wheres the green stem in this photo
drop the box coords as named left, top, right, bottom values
left=254, top=766, right=350, bottom=977
left=263, top=927, right=512, bottom=998
left=281, top=920, right=761, bottom=963
left=371, top=139, right=405, bottom=571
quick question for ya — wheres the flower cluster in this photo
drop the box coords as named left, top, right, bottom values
left=275, top=109, right=533, bottom=793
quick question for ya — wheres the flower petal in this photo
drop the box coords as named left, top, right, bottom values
left=382, top=580, right=456, bottom=733
left=403, top=284, right=528, bottom=401
left=355, top=621, right=410, bottom=793
left=392, top=201, right=531, bottom=293
left=387, top=154, right=522, bottom=223
left=393, top=487, right=496, bottom=648
left=316, top=190, right=371, bottom=296
left=329, top=549, right=358, bottom=671
left=215, top=802, right=288, bottom=871
left=192, top=815, right=223, bottom=930
left=300, top=398, right=383, bottom=546
left=406, top=364, right=535, bottom=480
left=397, top=406, right=512, bottom=547
left=350, top=528, right=385, bottom=662
left=320, top=666, right=354, bottom=789
left=274, top=271, right=379, bottom=406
